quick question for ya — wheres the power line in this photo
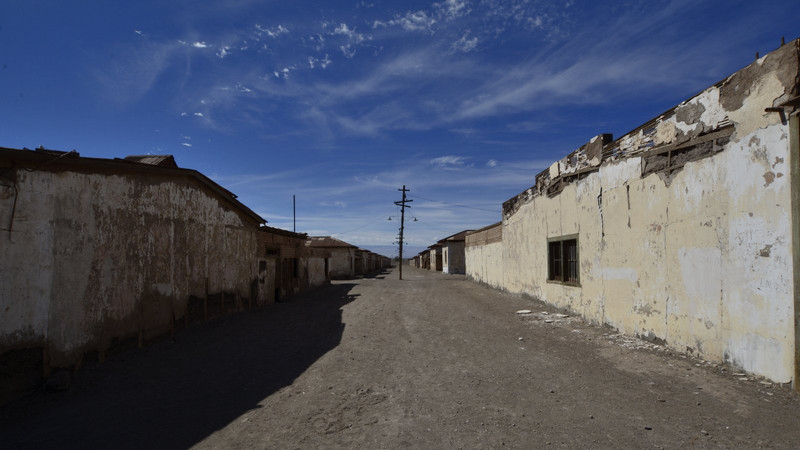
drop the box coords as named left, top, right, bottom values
left=412, top=218, right=450, bottom=233
left=413, top=194, right=500, bottom=213
left=332, top=210, right=395, bottom=236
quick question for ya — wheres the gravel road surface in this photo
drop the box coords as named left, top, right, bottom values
left=2, top=266, right=799, bottom=448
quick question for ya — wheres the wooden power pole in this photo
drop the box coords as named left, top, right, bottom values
left=394, top=185, right=412, bottom=280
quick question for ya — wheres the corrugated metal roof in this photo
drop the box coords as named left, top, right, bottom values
left=306, top=236, right=358, bottom=248
left=0, top=147, right=265, bottom=226
left=124, top=155, right=178, bottom=168
left=258, top=225, right=308, bottom=239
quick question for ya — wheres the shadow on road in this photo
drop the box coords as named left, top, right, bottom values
left=0, top=283, right=358, bottom=449
left=361, top=268, right=391, bottom=279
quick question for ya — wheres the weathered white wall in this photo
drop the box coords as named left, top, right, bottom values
left=500, top=41, right=798, bottom=383
left=327, top=248, right=354, bottom=279
left=307, top=257, right=328, bottom=287
left=428, top=248, right=442, bottom=271
left=0, top=170, right=259, bottom=367
left=466, top=241, right=504, bottom=288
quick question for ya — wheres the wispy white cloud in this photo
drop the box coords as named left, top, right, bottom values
left=451, top=32, right=478, bottom=53
left=273, top=66, right=294, bottom=79
left=435, top=0, right=470, bottom=20
left=320, top=200, right=348, bottom=208
left=448, top=127, right=477, bottom=136
left=255, top=24, right=289, bottom=38
left=181, top=142, right=192, bottom=147
left=330, top=23, right=369, bottom=57
left=388, top=11, right=437, bottom=32
left=307, top=54, right=332, bottom=69
left=431, top=155, right=468, bottom=169
left=486, top=159, right=497, bottom=167
left=212, top=167, right=308, bottom=189
left=92, top=40, right=181, bottom=105
left=333, top=23, right=366, bottom=43
left=104, top=0, right=769, bottom=142
left=339, top=45, right=356, bottom=58
left=308, top=33, right=325, bottom=51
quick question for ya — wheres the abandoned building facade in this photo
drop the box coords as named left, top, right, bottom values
left=461, top=40, right=800, bottom=386
left=306, top=236, right=356, bottom=279
left=0, top=149, right=265, bottom=378
left=256, top=226, right=330, bottom=303
left=441, top=230, right=472, bottom=275
left=0, top=148, right=387, bottom=400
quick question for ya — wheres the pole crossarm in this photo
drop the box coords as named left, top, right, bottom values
left=395, top=185, right=412, bottom=280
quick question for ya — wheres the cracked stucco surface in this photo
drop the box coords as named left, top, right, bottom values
left=496, top=41, right=798, bottom=382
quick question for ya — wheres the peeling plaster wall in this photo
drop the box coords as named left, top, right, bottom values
left=466, top=242, right=504, bottom=288
left=308, top=257, right=327, bottom=287
left=466, top=224, right=504, bottom=288
left=0, top=170, right=259, bottom=368
left=499, top=41, right=799, bottom=382
left=429, top=247, right=443, bottom=272
left=327, top=248, right=355, bottom=279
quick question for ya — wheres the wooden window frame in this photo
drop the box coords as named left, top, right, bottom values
left=547, top=234, right=580, bottom=286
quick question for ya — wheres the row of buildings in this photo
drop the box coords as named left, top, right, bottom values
left=413, top=39, right=800, bottom=389
left=409, top=230, right=472, bottom=275
left=0, top=148, right=389, bottom=402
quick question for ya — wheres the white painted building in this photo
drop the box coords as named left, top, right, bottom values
left=474, top=40, right=800, bottom=387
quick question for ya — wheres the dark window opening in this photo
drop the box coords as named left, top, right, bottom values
left=548, top=241, right=562, bottom=280
left=292, top=258, right=299, bottom=278
left=548, top=237, right=579, bottom=285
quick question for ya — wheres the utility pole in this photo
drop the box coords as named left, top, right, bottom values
left=293, top=195, right=296, bottom=232
left=394, top=185, right=412, bottom=280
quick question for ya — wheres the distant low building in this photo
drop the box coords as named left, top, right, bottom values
left=257, top=226, right=329, bottom=303
left=428, top=244, right=443, bottom=272
left=306, top=236, right=357, bottom=279
left=441, top=230, right=472, bottom=274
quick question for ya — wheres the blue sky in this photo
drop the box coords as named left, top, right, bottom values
left=1, top=1, right=797, bottom=257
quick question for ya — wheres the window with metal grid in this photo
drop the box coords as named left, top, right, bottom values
left=548, top=236, right=579, bottom=285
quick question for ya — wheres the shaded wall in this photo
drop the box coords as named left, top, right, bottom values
left=258, top=230, right=329, bottom=301
left=307, top=257, right=328, bottom=287
left=328, top=248, right=355, bottom=279
left=443, top=241, right=466, bottom=274
left=0, top=169, right=259, bottom=370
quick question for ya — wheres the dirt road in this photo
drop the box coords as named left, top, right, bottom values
left=2, top=266, right=799, bottom=448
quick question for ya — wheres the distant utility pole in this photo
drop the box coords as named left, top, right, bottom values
left=394, top=185, right=412, bottom=280
left=293, top=194, right=296, bottom=232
